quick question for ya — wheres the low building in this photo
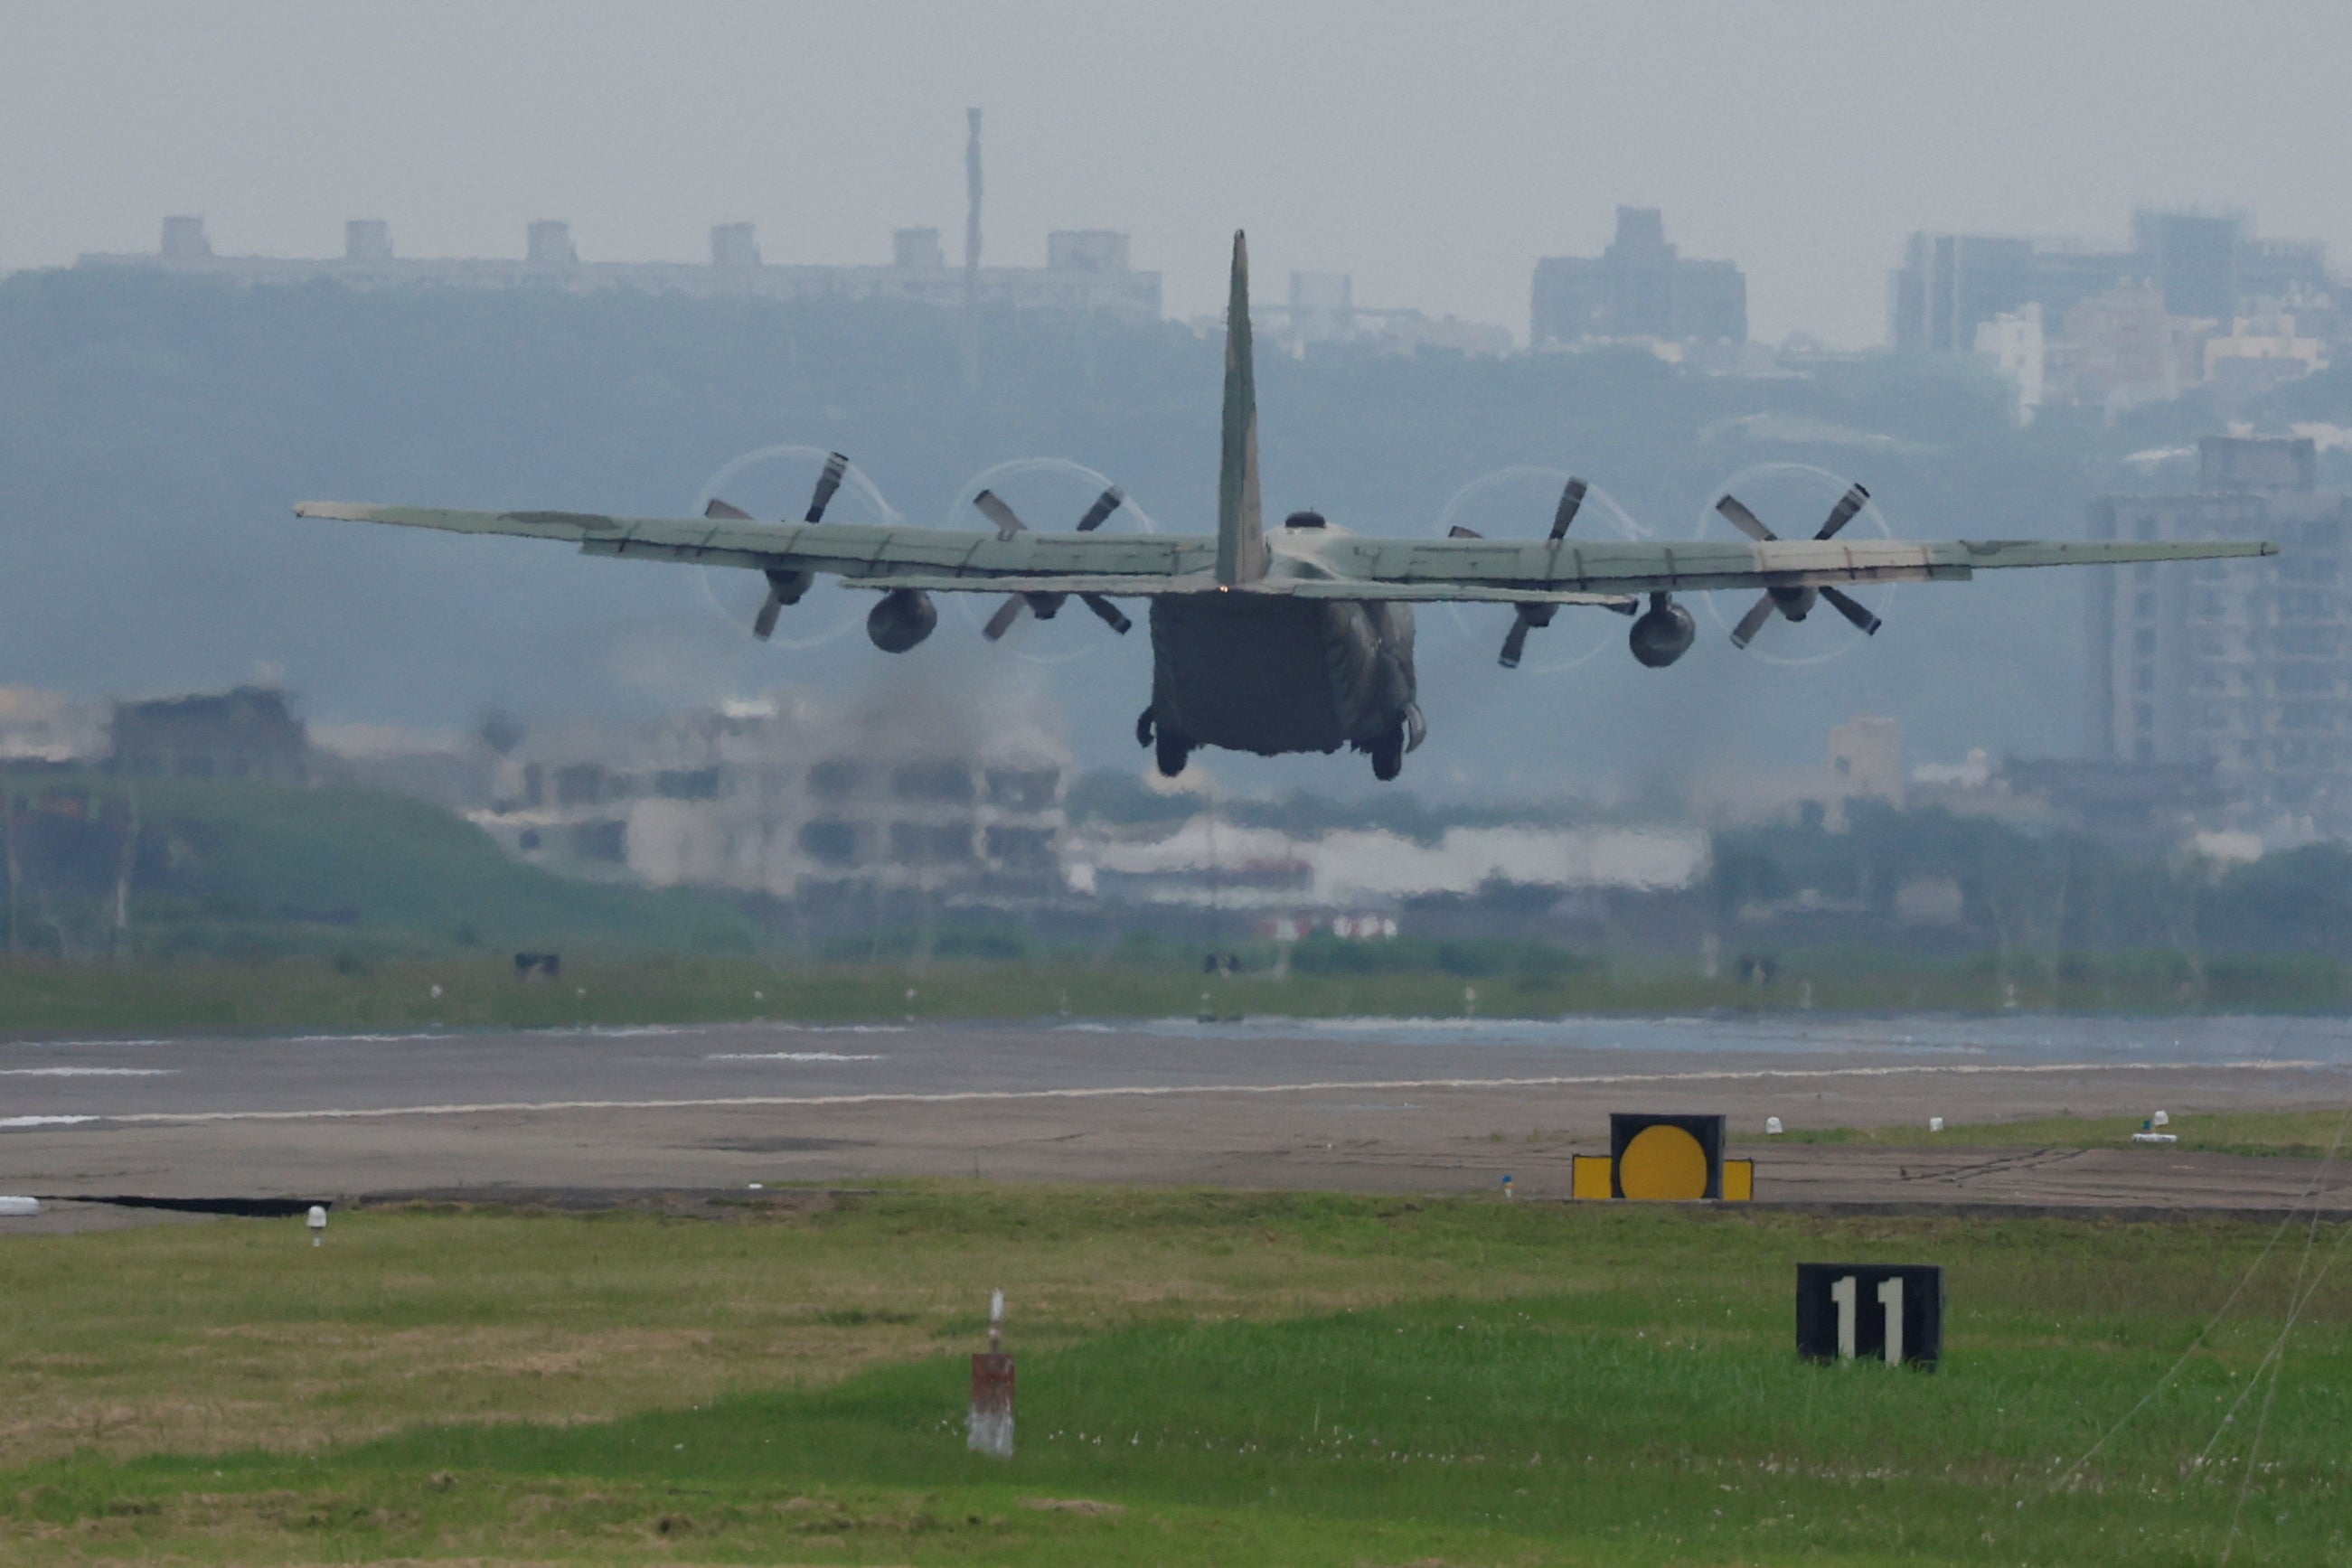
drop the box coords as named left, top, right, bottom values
left=1690, top=715, right=1905, bottom=830
left=78, top=216, right=1162, bottom=322
left=1068, top=817, right=1709, bottom=911
left=0, top=687, right=104, bottom=767
left=107, top=686, right=310, bottom=784
left=473, top=690, right=1070, bottom=909
left=1250, top=271, right=1514, bottom=358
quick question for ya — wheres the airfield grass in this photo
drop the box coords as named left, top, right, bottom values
left=0, top=1188, right=2348, bottom=1564
left=8, top=947, right=2352, bottom=1038
left=1780, top=1104, right=2352, bottom=1160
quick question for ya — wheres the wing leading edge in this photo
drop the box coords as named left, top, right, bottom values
left=294, top=500, right=2273, bottom=600
left=292, top=502, right=1216, bottom=581
left=1303, top=532, right=2277, bottom=597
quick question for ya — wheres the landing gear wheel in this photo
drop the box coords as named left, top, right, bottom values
left=1369, top=728, right=1405, bottom=782
left=1135, top=708, right=1156, bottom=749
left=1154, top=726, right=1192, bottom=778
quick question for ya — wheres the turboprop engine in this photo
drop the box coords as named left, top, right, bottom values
left=867, top=587, right=938, bottom=653
left=1628, top=593, right=1696, bottom=669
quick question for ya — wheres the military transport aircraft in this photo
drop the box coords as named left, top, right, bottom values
left=298, top=232, right=2274, bottom=783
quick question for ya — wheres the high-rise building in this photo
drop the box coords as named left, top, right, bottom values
left=2090, top=437, right=2351, bottom=834
left=1891, top=209, right=2334, bottom=353
left=1531, top=207, right=1746, bottom=347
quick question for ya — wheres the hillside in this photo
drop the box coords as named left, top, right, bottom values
left=1, top=771, right=753, bottom=960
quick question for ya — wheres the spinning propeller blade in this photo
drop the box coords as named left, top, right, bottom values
left=974, top=484, right=1133, bottom=641
left=804, top=453, right=849, bottom=523
left=982, top=595, right=1028, bottom=642
left=972, top=489, right=1025, bottom=538
left=1716, top=493, right=1776, bottom=542
left=753, top=589, right=786, bottom=641
left=1549, top=477, right=1587, bottom=541
left=1729, top=593, right=1777, bottom=649
left=1815, top=483, right=1870, bottom=540
left=753, top=567, right=814, bottom=641
left=1820, top=585, right=1883, bottom=635
left=1499, top=611, right=1537, bottom=669
left=1081, top=593, right=1132, bottom=634
left=1717, top=484, right=1885, bottom=650
left=1075, top=486, right=1124, bottom=532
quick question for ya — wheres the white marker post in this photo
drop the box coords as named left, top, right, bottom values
left=306, top=1204, right=326, bottom=1247
left=968, top=1287, right=1014, bottom=1457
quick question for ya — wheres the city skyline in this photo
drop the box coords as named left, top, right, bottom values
left=5, top=0, right=2351, bottom=347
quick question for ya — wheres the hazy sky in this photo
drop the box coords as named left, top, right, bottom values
left=5, top=1, right=2348, bottom=346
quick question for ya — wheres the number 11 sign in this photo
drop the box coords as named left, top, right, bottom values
left=1796, top=1263, right=1943, bottom=1369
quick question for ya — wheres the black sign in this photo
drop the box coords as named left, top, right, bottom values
left=1796, top=1263, right=1943, bottom=1368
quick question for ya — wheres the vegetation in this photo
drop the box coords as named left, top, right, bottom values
left=1717, top=803, right=2352, bottom=962
left=1780, top=1103, right=2352, bottom=1159
left=0, top=1187, right=2346, bottom=1563
left=0, top=772, right=753, bottom=961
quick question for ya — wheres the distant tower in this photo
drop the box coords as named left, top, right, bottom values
left=345, top=220, right=392, bottom=262
left=159, top=215, right=211, bottom=260
left=962, top=107, right=983, bottom=388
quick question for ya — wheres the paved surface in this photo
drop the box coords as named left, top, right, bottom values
left=1, top=1014, right=2347, bottom=1222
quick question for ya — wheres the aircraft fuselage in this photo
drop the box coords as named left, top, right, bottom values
left=1142, top=521, right=1424, bottom=778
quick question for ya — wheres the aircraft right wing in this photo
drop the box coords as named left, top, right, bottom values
left=1299, top=533, right=2276, bottom=597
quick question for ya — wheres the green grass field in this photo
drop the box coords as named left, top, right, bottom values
left=1782, top=1106, right=2352, bottom=1160
left=0, top=1186, right=2347, bottom=1564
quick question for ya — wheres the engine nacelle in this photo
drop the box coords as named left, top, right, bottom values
left=764, top=567, right=814, bottom=606
left=866, top=587, right=938, bottom=653
left=1628, top=596, right=1696, bottom=669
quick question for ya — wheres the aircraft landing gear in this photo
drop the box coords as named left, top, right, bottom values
left=1135, top=708, right=1156, bottom=749
left=1369, top=724, right=1405, bottom=783
left=1154, top=724, right=1193, bottom=778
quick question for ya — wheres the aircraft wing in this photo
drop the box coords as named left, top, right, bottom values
left=1304, top=534, right=2278, bottom=596
left=293, top=502, right=1218, bottom=581
left=296, top=503, right=2274, bottom=601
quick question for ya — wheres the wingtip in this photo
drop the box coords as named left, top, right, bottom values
left=293, top=501, right=374, bottom=521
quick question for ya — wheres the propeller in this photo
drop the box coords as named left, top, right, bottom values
left=1450, top=475, right=1621, bottom=668
left=974, top=484, right=1134, bottom=640
left=804, top=451, right=848, bottom=522
left=704, top=451, right=851, bottom=639
left=1713, top=482, right=1882, bottom=650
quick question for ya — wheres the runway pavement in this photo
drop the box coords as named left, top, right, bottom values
left=1, top=1013, right=2347, bottom=1219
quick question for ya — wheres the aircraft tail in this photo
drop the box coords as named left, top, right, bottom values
left=1215, top=230, right=1269, bottom=586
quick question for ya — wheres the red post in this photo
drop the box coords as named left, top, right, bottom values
left=967, top=1287, right=1013, bottom=1457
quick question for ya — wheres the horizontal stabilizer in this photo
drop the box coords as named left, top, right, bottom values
left=1265, top=580, right=1636, bottom=608
left=841, top=571, right=1220, bottom=596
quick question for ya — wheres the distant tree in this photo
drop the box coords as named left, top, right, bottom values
left=477, top=709, right=526, bottom=757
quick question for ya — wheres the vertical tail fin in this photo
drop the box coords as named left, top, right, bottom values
left=1216, top=230, right=1268, bottom=586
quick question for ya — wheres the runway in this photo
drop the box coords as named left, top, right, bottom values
left=1, top=1014, right=2347, bottom=1218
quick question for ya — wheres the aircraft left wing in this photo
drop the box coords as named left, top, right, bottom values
left=292, top=502, right=1218, bottom=581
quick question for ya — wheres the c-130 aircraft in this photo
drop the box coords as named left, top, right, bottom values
left=300, top=232, right=2274, bottom=783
